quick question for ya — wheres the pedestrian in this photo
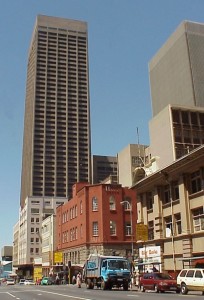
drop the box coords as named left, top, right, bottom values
left=76, top=272, right=82, bottom=288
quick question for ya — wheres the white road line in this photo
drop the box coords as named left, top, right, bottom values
left=6, top=292, right=16, bottom=298
left=39, top=290, right=93, bottom=300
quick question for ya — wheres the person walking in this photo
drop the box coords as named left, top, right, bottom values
left=76, top=272, right=82, bottom=288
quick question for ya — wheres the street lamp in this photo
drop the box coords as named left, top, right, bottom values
left=120, top=200, right=134, bottom=256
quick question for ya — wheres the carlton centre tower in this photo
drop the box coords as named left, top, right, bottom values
left=20, top=15, right=91, bottom=208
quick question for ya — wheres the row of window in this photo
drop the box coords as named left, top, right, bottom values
left=148, top=207, right=204, bottom=240
left=62, top=196, right=132, bottom=224
left=61, top=221, right=132, bottom=243
left=62, top=204, right=79, bottom=223
left=145, top=169, right=204, bottom=211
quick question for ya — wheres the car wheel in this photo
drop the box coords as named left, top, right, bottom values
left=140, top=285, right=145, bottom=292
left=154, top=285, right=159, bottom=293
left=181, top=283, right=188, bottom=295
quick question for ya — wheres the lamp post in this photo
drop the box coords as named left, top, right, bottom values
left=120, top=200, right=134, bottom=256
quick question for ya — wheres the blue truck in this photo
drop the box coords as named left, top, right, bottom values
left=84, top=254, right=131, bottom=290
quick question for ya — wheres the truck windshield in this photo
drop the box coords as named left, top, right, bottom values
left=108, top=259, right=129, bottom=270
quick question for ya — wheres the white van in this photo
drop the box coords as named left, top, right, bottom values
left=177, top=268, right=204, bottom=295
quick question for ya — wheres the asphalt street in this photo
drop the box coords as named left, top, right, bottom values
left=0, top=284, right=203, bottom=300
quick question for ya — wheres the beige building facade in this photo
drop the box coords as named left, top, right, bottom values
left=118, top=144, right=148, bottom=187
left=149, top=21, right=204, bottom=117
left=133, top=145, right=204, bottom=273
left=149, top=104, right=204, bottom=169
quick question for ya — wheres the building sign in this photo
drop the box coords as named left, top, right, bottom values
left=33, top=267, right=42, bottom=281
left=136, top=224, right=148, bottom=241
left=138, top=246, right=161, bottom=271
left=54, top=251, right=63, bottom=264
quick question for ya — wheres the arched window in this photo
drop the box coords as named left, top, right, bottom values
left=92, top=197, right=98, bottom=211
left=110, top=220, right=116, bottom=235
left=109, top=195, right=116, bottom=210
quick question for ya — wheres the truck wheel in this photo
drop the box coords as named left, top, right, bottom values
left=101, top=279, right=107, bottom=290
left=123, top=282, right=129, bottom=291
left=181, top=283, right=188, bottom=295
left=86, top=279, right=92, bottom=289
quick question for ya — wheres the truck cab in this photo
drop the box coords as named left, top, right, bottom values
left=84, top=255, right=131, bottom=290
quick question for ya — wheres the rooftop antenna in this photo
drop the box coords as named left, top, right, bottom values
left=136, top=127, right=144, bottom=167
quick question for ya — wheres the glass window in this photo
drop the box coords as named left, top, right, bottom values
left=148, top=221, right=154, bottom=240
left=146, top=192, right=153, bottom=210
left=175, top=213, right=182, bottom=234
left=109, top=196, right=116, bottom=210
left=165, top=217, right=172, bottom=237
left=172, top=181, right=179, bottom=201
left=31, top=208, right=40, bottom=214
left=110, top=221, right=116, bottom=235
left=190, top=171, right=202, bottom=194
left=80, top=201, right=82, bottom=214
left=132, top=156, right=142, bottom=167
left=92, top=197, right=98, bottom=211
left=163, top=185, right=170, bottom=204
left=122, top=198, right=131, bottom=210
left=195, top=270, right=203, bottom=278
left=186, top=270, right=195, bottom=277
left=125, top=222, right=131, bottom=236
left=92, top=221, right=98, bottom=236
left=192, top=207, right=204, bottom=232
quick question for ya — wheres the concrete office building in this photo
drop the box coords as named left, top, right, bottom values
left=16, top=196, right=66, bottom=278
left=118, top=144, right=148, bottom=188
left=20, top=15, right=91, bottom=208
left=149, top=21, right=204, bottom=117
left=149, top=104, right=204, bottom=169
left=92, top=155, right=118, bottom=184
left=133, top=145, right=204, bottom=273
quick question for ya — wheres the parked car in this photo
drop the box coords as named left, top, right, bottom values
left=19, top=279, right=26, bottom=285
left=139, top=272, right=180, bottom=293
left=24, top=279, right=35, bottom=285
left=177, top=268, right=204, bottom=295
left=41, top=277, right=53, bottom=285
left=6, top=278, right=15, bottom=285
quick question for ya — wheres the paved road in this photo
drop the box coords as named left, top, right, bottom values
left=0, top=284, right=203, bottom=300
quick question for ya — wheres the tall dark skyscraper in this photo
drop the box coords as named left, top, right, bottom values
left=20, top=15, right=91, bottom=208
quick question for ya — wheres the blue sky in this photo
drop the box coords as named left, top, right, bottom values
left=1, top=0, right=204, bottom=251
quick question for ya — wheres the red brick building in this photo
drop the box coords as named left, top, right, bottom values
left=56, top=182, right=137, bottom=265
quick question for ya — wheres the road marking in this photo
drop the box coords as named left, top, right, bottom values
left=38, top=290, right=93, bottom=300
left=6, top=292, right=16, bottom=298
left=127, top=295, right=139, bottom=297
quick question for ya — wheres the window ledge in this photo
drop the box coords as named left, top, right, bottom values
left=189, top=190, right=204, bottom=199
